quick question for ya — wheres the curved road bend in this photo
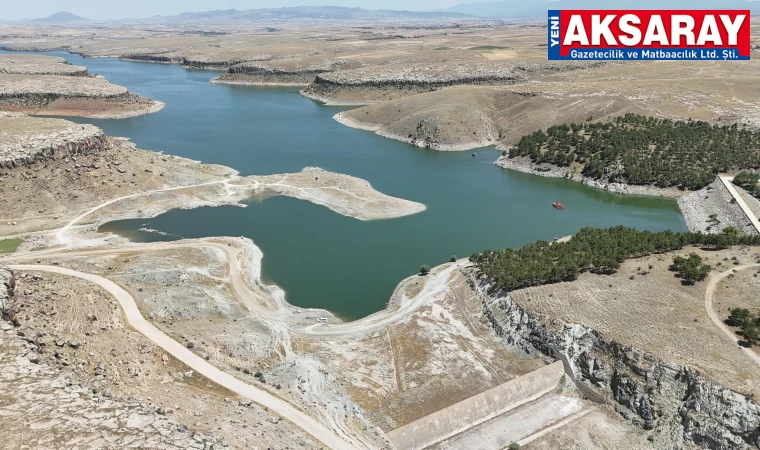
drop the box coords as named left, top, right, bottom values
left=4, top=245, right=465, bottom=338
left=704, top=264, right=760, bottom=367
left=9, top=264, right=366, bottom=450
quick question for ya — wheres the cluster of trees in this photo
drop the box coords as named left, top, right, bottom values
left=671, top=253, right=711, bottom=284
left=470, top=226, right=760, bottom=292
left=733, top=170, right=760, bottom=198
left=510, top=114, right=760, bottom=190
left=727, top=308, right=760, bottom=346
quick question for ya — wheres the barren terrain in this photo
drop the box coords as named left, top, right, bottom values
left=508, top=246, right=760, bottom=396
left=0, top=52, right=162, bottom=118
left=2, top=20, right=760, bottom=450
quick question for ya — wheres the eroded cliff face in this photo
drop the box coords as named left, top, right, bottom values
left=0, top=267, right=15, bottom=320
left=0, top=115, right=106, bottom=169
left=472, top=275, right=760, bottom=449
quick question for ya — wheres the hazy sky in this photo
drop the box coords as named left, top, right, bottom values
left=2, top=0, right=484, bottom=20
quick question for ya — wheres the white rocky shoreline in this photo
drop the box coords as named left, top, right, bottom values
left=495, top=154, right=684, bottom=198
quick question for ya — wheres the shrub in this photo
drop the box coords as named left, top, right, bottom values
left=672, top=253, right=711, bottom=284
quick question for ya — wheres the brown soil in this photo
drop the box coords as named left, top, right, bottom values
left=509, top=246, right=760, bottom=397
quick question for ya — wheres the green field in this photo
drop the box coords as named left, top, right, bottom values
left=0, top=239, right=23, bottom=254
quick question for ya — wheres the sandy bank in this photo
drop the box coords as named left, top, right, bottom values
left=87, top=99, right=165, bottom=119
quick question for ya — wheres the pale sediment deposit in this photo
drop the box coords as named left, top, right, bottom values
left=495, top=155, right=684, bottom=198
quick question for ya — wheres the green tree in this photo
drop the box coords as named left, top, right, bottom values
left=510, top=114, right=760, bottom=191
left=420, top=265, right=430, bottom=276
left=450, top=255, right=457, bottom=263
left=723, top=226, right=741, bottom=239
left=470, top=226, right=758, bottom=293
left=508, top=444, right=521, bottom=450
left=672, top=253, right=712, bottom=284
left=742, top=321, right=759, bottom=346
left=727, top=308, right=752, bottom=327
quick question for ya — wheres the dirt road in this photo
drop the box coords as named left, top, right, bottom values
left=704, top=264, right=760, bottom=367
left=9, top=263, right=367, bottom=450
left=719, top=175, right=760, bottom=235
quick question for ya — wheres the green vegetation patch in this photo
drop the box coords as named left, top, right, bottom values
left=0, top=238, right=23, bottom=254
left=433, top=46, right=451, bottom=50
left=468, top=45, right=508, bottom=50
left=510, top=114, right=760, bottom=191
left=470, top=226, right=759, bottom=292
left=727, top=308, right=760, bottom=346
left=733, top=170, right=760, bottom=199
left=671, top=253, right=711, bottom=284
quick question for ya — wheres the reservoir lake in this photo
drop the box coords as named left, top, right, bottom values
left=17, top=51, right=687, bottom=320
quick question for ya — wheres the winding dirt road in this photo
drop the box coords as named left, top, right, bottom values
left=9, top=263, right=363, bottom=450
left=0, top=173, right=438, bottom=449
left=704, top=264, right=760, bottom=367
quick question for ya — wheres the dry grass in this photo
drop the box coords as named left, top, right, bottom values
left=510, top=246, right=760, bottom=397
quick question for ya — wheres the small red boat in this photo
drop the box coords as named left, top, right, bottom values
left=552, top=202, right=565, bottom=210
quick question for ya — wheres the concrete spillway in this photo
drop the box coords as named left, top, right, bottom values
left=386, top=361, right=566, bottom=450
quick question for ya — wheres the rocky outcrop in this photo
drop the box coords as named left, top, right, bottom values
left=0, top=115, right=106, bottom=169
left=121, top=53, right=183, bottom=64
left=0, top=312, right=228, bottom=449
left=213, top=58, right=361, bottom=85
left=0, top=267, right=14, bottom=317
left=0, top=73, right=128, bottom=98
left=678, top=179, right=759, bottom=235
left=473, top=274, right=760, bottom=449
left=0, top=54, right=88, bottom=76
left=307, top=63, right=525, bottom=89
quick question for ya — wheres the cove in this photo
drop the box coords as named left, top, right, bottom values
left=8, top=51, right=687, bottom=320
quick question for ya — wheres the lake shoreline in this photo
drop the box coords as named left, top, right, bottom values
left=495, top=155, right=685, bottom=199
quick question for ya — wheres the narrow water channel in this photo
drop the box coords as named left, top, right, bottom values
left=7, top=51, right=687, bottom=320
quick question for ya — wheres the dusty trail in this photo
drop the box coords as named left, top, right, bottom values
left=704, top=264, right=760, bottom=367
left=719, top=175, right=760, bottom=234
left=9, top=263, right=367, bottom=450
left=0, top=173, right=441, bottom=449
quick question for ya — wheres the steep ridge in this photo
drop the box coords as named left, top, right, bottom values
left=474, top=273, right=760, bottom=449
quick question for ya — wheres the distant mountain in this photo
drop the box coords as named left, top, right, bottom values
left=129, top=6, right=472, bottom=25
left=448, top=0, right=760, bottom=19
left=29, top=11, right=89, bottom=24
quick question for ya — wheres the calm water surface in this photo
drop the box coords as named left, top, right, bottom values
left=6, top=51, right=687, bottom=320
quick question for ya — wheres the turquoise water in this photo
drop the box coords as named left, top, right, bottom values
left=6, top=51, right=687, bottom=320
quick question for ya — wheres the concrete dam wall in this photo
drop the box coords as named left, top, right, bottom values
left=386, top=360, right=565, bottom=450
